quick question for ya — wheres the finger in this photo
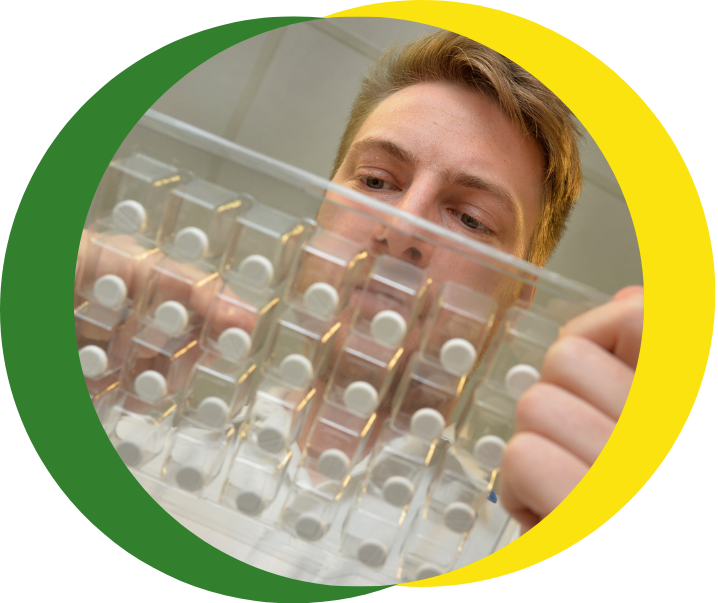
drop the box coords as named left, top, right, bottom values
left=500, top=431, right=588, bottom=531
left=541, top=335, right=633, bottom=421
left=516, top=382, right=616, bottom=466
left=561, top=291, right=644, bottom=369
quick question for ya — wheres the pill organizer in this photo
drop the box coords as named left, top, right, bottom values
left=76, top=110, right=610, bottom=586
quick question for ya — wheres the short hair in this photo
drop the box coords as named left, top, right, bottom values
left=330, top=30, right=582, bottom=266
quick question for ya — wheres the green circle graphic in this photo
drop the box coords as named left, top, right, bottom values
left=1, top=17, right=390, bottom=602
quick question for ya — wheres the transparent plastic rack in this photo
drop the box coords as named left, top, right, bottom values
left=76, top=109, right=610, bottom=586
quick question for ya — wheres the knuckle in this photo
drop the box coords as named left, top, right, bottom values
left=542, top=335, right=586, bottom=379
left=515, top=383, right=555, bottom=430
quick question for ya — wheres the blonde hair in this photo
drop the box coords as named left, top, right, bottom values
left=331, top=31, right=582, bottom=266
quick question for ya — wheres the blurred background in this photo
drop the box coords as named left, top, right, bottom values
left=151, top=17, right=642, bottom=295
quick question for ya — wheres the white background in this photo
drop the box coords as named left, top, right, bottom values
left=2, top=1, right=715, bottom=601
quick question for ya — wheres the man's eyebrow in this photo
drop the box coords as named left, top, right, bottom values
left=349, top=137, right=418, bottom=169
left=442, top=169, right=518, bottom=217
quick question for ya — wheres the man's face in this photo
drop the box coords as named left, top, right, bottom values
left=320, top=81, right=545, bottom=309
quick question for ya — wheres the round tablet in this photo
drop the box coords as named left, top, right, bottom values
left=238, top=254, right=274, bottom=289
left=257, top=423, right=287, bottom=454
left=473, top=435, right=507, bottom=471
left=295, top=513, right=325, bottom=542
left=370, top=310, right=407, bottom=347
left=317, top=449, right=351, bottom=481
left=504, top=363, right=540, bottom=397
left=175, top=466, right=205, bottom=492
left=174, top=227, right=209, bottom=262
left=415, top=563, right=443, bottom=581
left=439, top=338, right=477, bottom=376
left=134, top=370, right=167, bottom=403
left=357, top=540, right=388, bottom=568
left=235, top=490, right=264, bottom=516
left=382, top=475, right=415, bottom=507
left=343, top=381, right=379, bottom=415
left=79, top=345, right=108, bottom=378
left=303, top=282, right=339, bottom=318
left=279, top=354, right=314, bottom=389
left=112, top=200, right=146, bottom=234
left=197, top=396, right=229, bottom=428
left=217, top=327, right=252, bottom=362
left=115, top=441, right=142, bottom=467
left=153, top=300, right=189, bottom=337
left=444, top=501, right=476, bottom=533
left=93, top=274, right=127, bottom=309
left=410, top=408, right=446, bottom=441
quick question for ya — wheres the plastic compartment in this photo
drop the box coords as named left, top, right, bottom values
left=280, top=479, right=344, bottom=543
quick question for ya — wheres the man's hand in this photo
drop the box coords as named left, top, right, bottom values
left=499, top=286, right=644, bottom=532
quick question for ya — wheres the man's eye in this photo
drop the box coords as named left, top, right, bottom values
left=459, top=212, right=493, bottom=235
left=362, top=176, right=387, bottom=190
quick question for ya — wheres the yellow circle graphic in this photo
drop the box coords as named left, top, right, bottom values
left=327, top=1, right=714, bottom=587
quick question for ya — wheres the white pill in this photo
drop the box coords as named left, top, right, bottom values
left=279, top=354, right=314, bottom=389
left=439, top=338, right=477, bottom=376
left=357, top=540, right=388, bottom=568
left=112, top=200, right=146, bottom=234
left=295, top=513, right=325, bottom=542
left=217, top=327, right=252, bottom=362
left=115, top=441, right=142, bottom=467
left=257, top=423, right=287, bottom=454
left=504, top=363, right=540, bottom=397
left=175, top=466, right=204, bottom=492
left=343, top=381, right=379, bottom=415
left=443, top=501, right=476, bottom=534
left=235, top=490, right=264, bottom=516
left=317, top=449, right=351, bottom=481
left=473, top=435, right=507, bottom=471
left=382, top=475, right=415, bottom=507
left=410, top=408, right=446, bottom=441
left=303, top=282, right=339, bottom=318
left=153, top=300, right=189, bottom=337
left=134, top=370, right=167, bottom=403
left=174, top=227, right=209, bottom=262
left=416, top=563, right=443, bottom=581
left=79, top=345, right=108, bottom=378
left=93, top=274, right=127, bottom=309
left=370, top=310, right=407, bottom=347
left=197, top=396, right=229, bottom=428
left=238, top=254, right=274, bottom=289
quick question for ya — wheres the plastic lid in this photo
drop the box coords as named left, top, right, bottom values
left=197, top=396, right=229, bottom=428
left=416, top=563, right=443, bottom=581
left=382, top=475, right=415, bottom=507
left=317, top=448, right=351, bottom=481
left=357, top=540, right=388, bottom=568
left=295, top=513, right=325, bottom=542
left=217, top=327, right=252, bottom=362
left=504, top=363, right=540, bottom=397
left=153, top=300, right=189, bottom=337
left=79, top=345, right=108, bottom=378
left=303, top=282, right=339, bottom=318
left=175, top=466, right=205, bottom=492
left=410, top=408, right=446, bottom=441
left=257, top=423, right=287, bottom=454
left=443, top=501, right=476, bottom=534
left=93, top=274, right=127, bottom=309
left=236, top=490, right=264, bottom=516
left=112, top=200, right=146, bottom=233
left=279, top=354, right=314, bottom=389
left=134, top=370, right=167, bottom=403
left=439, top=338, right=477, bottom=376
left=370, top=310, right=407, bottom=347
left=115, top=441, right=142, bottom=467
left=473, top=435, right=507, bottom=471
left=238, top=254, right=274, bottom=289
left=343, top=381, right=379, bottom=415
left=173, top=226, right=209, bottom=262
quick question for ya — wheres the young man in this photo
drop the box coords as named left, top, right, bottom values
left=322, top=30, right=643, bottom=532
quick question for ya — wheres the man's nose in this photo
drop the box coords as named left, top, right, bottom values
left=370, top=188, right=436, bottom=268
